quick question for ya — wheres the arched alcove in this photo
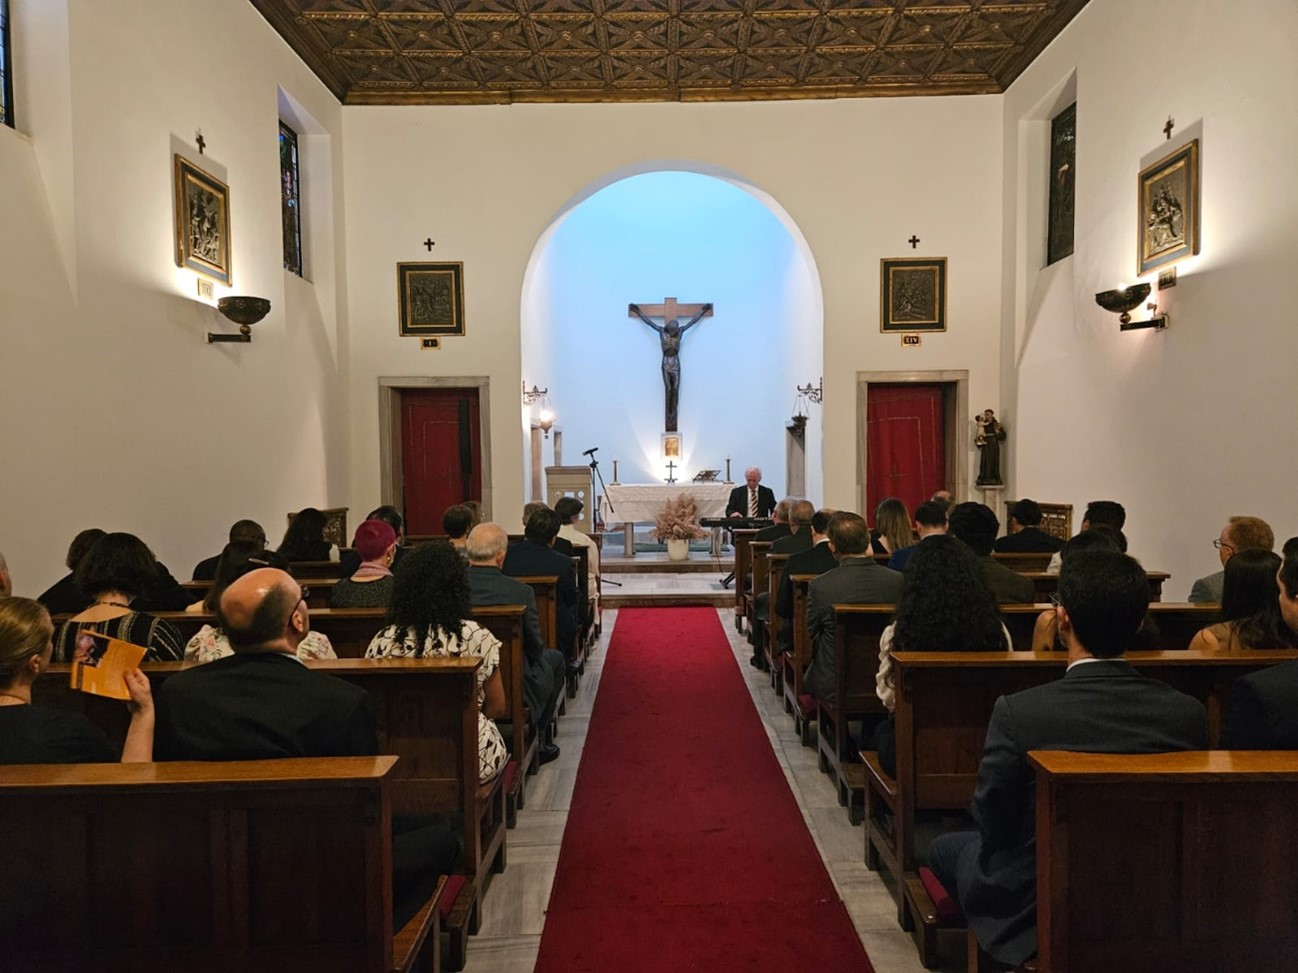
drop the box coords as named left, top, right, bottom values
left=520, top=167, right=824, bottom=505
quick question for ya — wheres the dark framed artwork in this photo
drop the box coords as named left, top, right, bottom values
left=1138, top=139, right=1199, bottom=275
left=880, top=257, right=947, bottom=333
left=173, top=155, right=231, bottom=284
left=1047, top=102, right=1076, bottom=265
left=397, top=262, right=465, bottom=338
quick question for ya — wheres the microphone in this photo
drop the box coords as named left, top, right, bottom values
left=582, top=447, right=599, bottom=456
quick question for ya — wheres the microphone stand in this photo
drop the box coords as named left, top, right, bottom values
left=587, top=454, right=622, bottom=587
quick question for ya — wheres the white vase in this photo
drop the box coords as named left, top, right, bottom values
left=666, top=537, right=690, bottom=561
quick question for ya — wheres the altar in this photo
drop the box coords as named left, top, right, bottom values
left=599, top=482, right=732, bottom=557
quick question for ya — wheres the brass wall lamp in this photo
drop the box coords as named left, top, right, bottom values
left=1095, top=283, right=1167, bottom=332
left=209, top=296, right=271, bottom=343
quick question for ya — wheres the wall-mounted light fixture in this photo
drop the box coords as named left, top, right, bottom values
left=796, top=377, right=823, bottom=404
left=522, top=381, right=548, bottom=405
left=523, top=381, right=556, bottom=437
left=1095, top=283, right=1167, bottom=332
left=208, top=296, right=271, bottom=343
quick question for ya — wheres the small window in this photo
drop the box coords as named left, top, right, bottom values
left=1, top=0, right=14, bottom=129
left=1047, top=102, right=1076, bottom=266
left=279, top=121, right=302, bottom=276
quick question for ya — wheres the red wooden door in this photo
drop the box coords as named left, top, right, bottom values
left=865, top=384, right=945, bottom=522
left=399, top=388, right=482, bottom=536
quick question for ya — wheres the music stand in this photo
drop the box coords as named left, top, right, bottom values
left=587, top=451, right=621, bottom=587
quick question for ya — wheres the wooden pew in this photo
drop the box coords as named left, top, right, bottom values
left=990, top=552, right=1055, bottom=572
left=1031, top=750, right=1298, bottom=973
left=472, top=604, right=534, bottom=825
left=998, top=602, right=1218, bottom=652
left=1023, top=570, right=1169, bottom=603
left=782, top=574, right=819, bottom=746
left=731, top=528, right=761, bottom=630
left=182, top=577, right=340, bottom=609
left=288, top=559, right=346, bottom=579
left=817, top=605, right=892, bottom=824
left=744, top=540, right=774, bottom=650
left=0, top=756, right=445, bottom=973
left=36, top=657, right=501, bottom=972
left=764, top=552, right=791, bottom=692
left=868, top=648, right=1298, bottom=964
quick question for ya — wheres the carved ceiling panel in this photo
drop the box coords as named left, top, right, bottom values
left=249, top=0, right=1090, bottom=105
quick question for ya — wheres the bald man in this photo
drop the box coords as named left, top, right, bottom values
left=466, top=523, right=565, bottom=763
left=155, top=568, right=375, bottom=760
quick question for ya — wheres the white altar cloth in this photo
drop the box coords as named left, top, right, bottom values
left=599, top=483, right=732, bottom=526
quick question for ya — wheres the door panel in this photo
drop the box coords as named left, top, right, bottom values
left=865, top=384, right=946, bottom=522
left=399, top=388, right=482, bottom=535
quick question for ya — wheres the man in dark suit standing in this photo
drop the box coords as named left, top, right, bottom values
left=774, top=508, right=838, bottom=656
left=992, top=499, right=1064, bottom=554
left=726, top=466, right=776, bottom=519
left=504, top=506, right=579, bottom=666
left=154, top=567, right=458, bottom=922
left=467, top=522, right=565, bottom=764
left=804, top=512, right=904, bottom=701
left=949, top=502, right=1036, bottom=604
left=928, top=551, right=1207, bottom=968
left=1222, top=553, right=1298, bottom=748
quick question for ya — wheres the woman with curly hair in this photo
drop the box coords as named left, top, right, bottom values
left=1188, top=549, right=1298, bottom=652
left=871, top=497, right=915, bottom=555
left=874, top=534, right=1010, bottom=775
left=365, top=542, right=508, bottom=783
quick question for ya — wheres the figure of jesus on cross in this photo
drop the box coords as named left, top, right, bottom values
left=628, top=297, right=713, bottom=432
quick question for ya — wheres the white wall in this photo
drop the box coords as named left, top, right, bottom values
left=1002, top=0, right=1298, bottom=597
left=341, top=95, right=1005, bottom=523
left=0, top=0, right=348, bottom=593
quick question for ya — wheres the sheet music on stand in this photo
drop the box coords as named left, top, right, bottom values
left=692, top=470, right=720, bottom=482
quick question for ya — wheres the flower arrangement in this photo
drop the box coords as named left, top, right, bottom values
left=650, top=492, right=709, bottom=541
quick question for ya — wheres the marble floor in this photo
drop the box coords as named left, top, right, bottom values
left=462, top=607, right=962, bottom=973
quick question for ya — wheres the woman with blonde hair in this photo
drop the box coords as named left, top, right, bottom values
left=871, top=497, right=916, bottom=555
left=0, top=596, right=153, bottom=763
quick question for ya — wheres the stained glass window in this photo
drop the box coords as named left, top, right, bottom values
left=1, top=0, right=14, bottom=129
left=1047, top=102, right=1076, bottom=265
left=280, top=121, right=302, bottom=275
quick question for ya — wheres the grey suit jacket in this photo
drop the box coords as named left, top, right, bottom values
left=1189, top=570, right=1224, bottom=603
left=804, top=556, right=903, bottom=699
left=956, top=661, right=1207, bottom=965
left=977, top=557, right=1036, bottom=604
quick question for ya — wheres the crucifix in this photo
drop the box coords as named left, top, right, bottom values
left=908, top=235, right=920, bottom=249
left=196, top=130, right=206, bottom=154
left=665, top=460, right=677, bottom=484
left=423, top=238, right=436, bottom=251
left=628, top=296, right=713, bottom=432
left=1163, top=116, right=1174, bottom=140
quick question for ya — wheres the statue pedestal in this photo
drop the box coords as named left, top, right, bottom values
left=978, top=483, right=1005, bottom=507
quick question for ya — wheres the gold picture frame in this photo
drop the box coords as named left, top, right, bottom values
left=880, top=257, right=947, bottom=332
left=1138, top=140, right=1199, bottom=275
left=173, top=155, right=231, bottom=284
left=398, top=262, right=465, bottom=338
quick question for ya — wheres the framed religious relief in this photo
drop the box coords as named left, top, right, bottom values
left=661, top=433, right=681, bottom=459
left=173, top=155, right=231, bottom=284
left=880, top=257, right=947, bottom=333
left=398, top=262, right=465, bottom=339
left=1138, top=139, right=1199, bottom=275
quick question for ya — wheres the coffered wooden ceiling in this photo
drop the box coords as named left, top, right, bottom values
left=250, top=1, right=1090, bottom=105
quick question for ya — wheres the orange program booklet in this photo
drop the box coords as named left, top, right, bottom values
left=70, top=630, right=146, bottom=700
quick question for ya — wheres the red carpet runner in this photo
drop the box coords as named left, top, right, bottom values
left=534, top=607, right=874, bottom=972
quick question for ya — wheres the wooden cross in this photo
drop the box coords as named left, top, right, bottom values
left=908, top=235, right=920, bottom=249
left=423, top=238, right=435, bottom=251
left=1164, top=116, right=1174, bottom=140
left=630, top=297, right=712, bottom=328
left=196, top=131, right=206, bottom=154
left=665, top=460, right=677, bottom=484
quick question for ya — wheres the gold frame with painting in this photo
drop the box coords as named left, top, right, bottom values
left=397, top=262, right=465, bottom=338
left=880, top=257, right=947, bottom=333
left=1138, top=140, right=1199, bottom=275
left=661, top=433, right=681, bottom=459
left=173, top=155, right=232, bottom=284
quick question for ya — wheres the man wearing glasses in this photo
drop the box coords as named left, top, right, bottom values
left=1189, top=516, right=1275, bottom=604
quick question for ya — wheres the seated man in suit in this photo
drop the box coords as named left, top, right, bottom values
left=749, top=500, right=816, bottom=667
left=993, top=498, right=1064, bottom=554
left=774, top=508, right=838, bottom=656
left=191, top=519, right=266, bottom=581
left=804, top=512, right=904, bottom=701
left=504, top=506, right=579, bottom=665
left=1046, top=499, right=1127, bottom=574
left=949, top=502, right=1035, bottom=604
left=521, top=501, right=574, bottom=557
left=1221, top=552, right=1298, bottom=748
left=928, top=551, right=1207, bottom=968
left=154, top=567, right=457, bottom=927
left=1189, top=515, right=1274, bottom=604
left=754, top=499, right=793, bottom=543
left=887, top=500, right=949, bottom=572
left=726, top=466, right=777, bottom=519
left=467, top=522, right=564, bottom=764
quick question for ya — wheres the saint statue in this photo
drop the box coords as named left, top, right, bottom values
left=975, top=408, right=1006, bottom=487
left=629, top=302, right=711, bottom=432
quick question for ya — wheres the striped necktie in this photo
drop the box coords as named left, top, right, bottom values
left=748, top=488, right=757, bottom=517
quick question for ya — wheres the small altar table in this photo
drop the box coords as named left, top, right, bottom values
left=599, top=483, right=732, bottom=557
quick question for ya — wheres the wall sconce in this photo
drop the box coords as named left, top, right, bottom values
left=536, top=398, right=556, bottom=438
left=522, top=381, right=548, bottom=406
left=796, top=377, right=824, bottom=404
left=1095, top=284, right=1168, bottom=332
left=208, top=296, right=271, bottom=343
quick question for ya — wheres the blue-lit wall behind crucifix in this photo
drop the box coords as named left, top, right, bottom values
left=522, top=170, right=822, bottom=501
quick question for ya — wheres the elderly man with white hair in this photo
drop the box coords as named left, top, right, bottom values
left=726, top=467, right=776, bottom=519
